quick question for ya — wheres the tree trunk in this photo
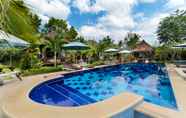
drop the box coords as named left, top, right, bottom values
left=54, top=43, right=57, bottom=67
left=54, top=51, right=57, bottom=67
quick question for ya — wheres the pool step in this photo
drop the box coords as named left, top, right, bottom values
left=48, top=84, right=96, bottom=106
left=61, top=85, right=96, bottom=103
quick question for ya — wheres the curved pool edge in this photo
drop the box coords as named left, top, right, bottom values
left=2, top=64, right=185, bottom=118
left=1, top=74, right=143, bottom=118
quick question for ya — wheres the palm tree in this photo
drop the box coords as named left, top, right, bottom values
left=43, top=32, right=64, bottom=67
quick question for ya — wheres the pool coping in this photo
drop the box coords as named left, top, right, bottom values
left=135, top=64, right=186, bottom=118
left=1, top=64, right=186, bottom=118
left=1, top=73, right=143, bottom=118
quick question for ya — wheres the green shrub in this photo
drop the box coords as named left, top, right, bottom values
left=89, top=61, right=104, bottom=67
left=20, top=54, right=32, bottom=70
left=20, top=52, right=42, bottom=70
left=0, top=48, right=24, bottom=67
left=0, top=64, right=5, bottom=72
left=0, top=64, right=13, bottom=73
left=22, top=66, right=64, bottom=76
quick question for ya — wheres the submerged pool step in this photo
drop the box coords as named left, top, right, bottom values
left=48, top=84, right=96, bottom=106
left=61, top=84, right=96, bottom=103
left=45, top=85, right=79, bottom=106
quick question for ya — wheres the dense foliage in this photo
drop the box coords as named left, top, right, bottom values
left=157, top=10, right=186, bottom=45
left=42, top=18, right=78, bottom=67
left=22, top=66, right=64, bottom=76
left=125, top=33, right=141, bottom=48
left=0, top=0, right=40, bottom=44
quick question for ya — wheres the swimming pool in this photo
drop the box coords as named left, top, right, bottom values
left=29, top=63, right=177, bottom=109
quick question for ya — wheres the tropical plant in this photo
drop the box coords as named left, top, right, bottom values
left=97, top=36, right=114, bottom=53
left=124, top=32, right=141, bottom=48
left=157, top=10, right=186, bottom=45
left=20, top=46, right=41, bottom=70
left=75, top=36, right=86, bottom=43
left=0, top=0, right=11, bottom=31
left=66, top=26, right=78, bottom=41
left=84, top=39, right=99, bottom=62
left=42, top=18, right=69, bottom=67
left=0, top=48, right=24, bottom=66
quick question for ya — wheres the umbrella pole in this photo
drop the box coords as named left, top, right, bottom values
left=74, top=52, right=76, bottom=64
left=9, top=55, right=12, bottom=67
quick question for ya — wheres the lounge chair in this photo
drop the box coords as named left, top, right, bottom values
left=0, top=71, right=22, bottom=85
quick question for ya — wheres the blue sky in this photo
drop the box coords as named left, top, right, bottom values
left=25, top=0, right=186, bottom=46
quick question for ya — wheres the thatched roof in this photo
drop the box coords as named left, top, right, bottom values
left=133, top=40, right=153, bottom=52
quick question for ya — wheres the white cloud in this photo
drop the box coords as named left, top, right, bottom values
left=79, top=25, right=110, bottom=40
left=77, top=0, right=186, bottom=45
left=134, top=13, right=169, bottom=45
left=72, top=0, right=103, bottom=13
left=24, top=0, right=186, bottom=46
left=76, top=0, right=136, bottom=43
left=76, top=0, right=160, bottom=44
left=25, top=0, right=71, bottom=21
left=166, top=0, right=186, bottom=9
left=96, top=0, right=136, bottom=29
left=37, top=14, right=49, bottom=25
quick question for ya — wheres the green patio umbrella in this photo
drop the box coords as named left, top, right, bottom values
left=63, top=42, right=90, bottom=50
left=63, top=42, right=90, bottom=63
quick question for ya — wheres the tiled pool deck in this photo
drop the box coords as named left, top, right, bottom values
left=0, top=64, right=186, bottom=118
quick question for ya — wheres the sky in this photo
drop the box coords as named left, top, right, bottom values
left=24, top=0, right=186, bottom=46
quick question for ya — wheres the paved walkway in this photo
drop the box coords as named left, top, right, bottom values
left=0, top=80, right=20, bottom=118
left=0, top=71, right=68, bottom=118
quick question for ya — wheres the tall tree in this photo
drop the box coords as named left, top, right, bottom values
left=97, top=36, right=114, bottom=53
left=66, top=26, right=78, bottom=41
left=118, top=40, right=123, bottom=48
left=157, top=10, right=186, bottom=45
left=43, top=18, right=68, bottom=67
left=30, top=14, right=41, bottom=32
left=124, top=32, right=140, bottom=48
left=75, top=36, right=86, bottom=43
left=85, top=39, right=99, bottom=62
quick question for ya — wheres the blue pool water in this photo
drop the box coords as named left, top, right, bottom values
left=29, top=63, right=177, bottom=109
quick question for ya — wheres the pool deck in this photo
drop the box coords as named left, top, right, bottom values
left=0, top=64, right=186, bottom=118
left=0, top=72, right=143, bottom=118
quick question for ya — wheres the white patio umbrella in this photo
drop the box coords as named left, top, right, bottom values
left=172, top=43, right=186, bottom=60
left=118, top=50, right=132, bottom=63
left=105, top=48, right=119, bottom=53
left=0, top=30, right=29, bottom=48
left=172, top=43, right=186, bottom=48
left=118, top=50, right=132, bottom=54
left=104, top=48, right=119, bottom=64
